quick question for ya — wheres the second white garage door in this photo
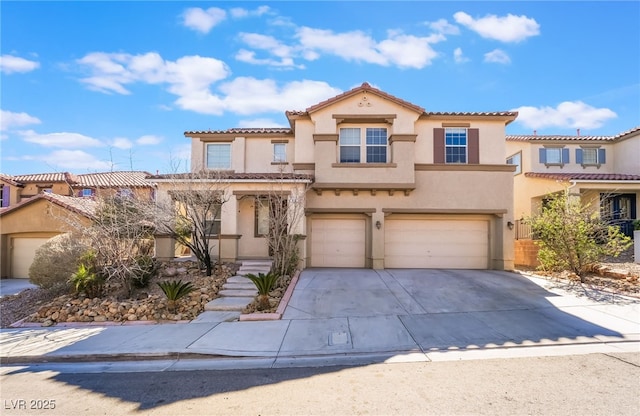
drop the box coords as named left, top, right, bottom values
left=311, top=218, right=366, bottom=267
left=384, top=218, right=489, bottom=269
left=10, top=237, right=52, bottom=279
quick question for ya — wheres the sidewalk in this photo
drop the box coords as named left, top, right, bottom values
left=1, top=271, right=639, bottom=370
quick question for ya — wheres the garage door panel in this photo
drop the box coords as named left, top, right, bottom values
left=311, top=218, right=365, bottom=268
left=385, top=218, right=488, bottom=269
left=11, top=237, right=51, bottom=279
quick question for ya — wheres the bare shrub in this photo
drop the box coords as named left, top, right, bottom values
left=29, top=233, right=87, bottom=290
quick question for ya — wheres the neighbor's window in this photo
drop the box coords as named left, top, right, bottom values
left=339, top=127, right=388, bottom=163
left=117, top=188, right=133, bottom=199
left=206, top=143, right=231, bottom=169
left=506, top=152, right=522, bottom=175
left=539, top=147, right=569, bottom=166
left=80, top=188, right=94, bottom=197
left=445, top=128, right=467, bottom=163
left=577, top=147, right=606, bottom=166
left=273, top=143, right=287, bottom=163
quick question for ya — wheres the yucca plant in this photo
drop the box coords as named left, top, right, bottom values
left=245, top=272, right=279, bottom=311
left=157, top=280, right=195, bottom=312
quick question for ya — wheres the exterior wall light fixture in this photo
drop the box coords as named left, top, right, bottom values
left=375, top=220, right=382, bottom=230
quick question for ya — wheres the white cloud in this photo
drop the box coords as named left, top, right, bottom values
left=236, top=33, right=302, bottom=68
left=238, top=118, right=287, bottom=128
left=454, top=12, right=540, bottom=43
left=484, top=49, right=511, bottom=64
left=111, top=137, right=133, bottom=149
left=1, top=110, right=41, bottom=130
left=77, top=52, right=230, bottom=114
left=0, top=55, right=40, bottom=74
left=296, top=27, right=441, bottom=69
left=19, top=130, right=103, bottom=148
left=428, top=19, right=460, bottom=35
left=513, top=101, right=618, bottom=130
left=42, top=150, right=113, bottom=171
left=230, top=6, right=270, bottom=19
left=137, top=135, right=162, bottom=145
left=453, top=47, right=469, bottom=63
left=182, top=7, right=227, bottom=34
left=218, top=77, right=342, bottom=115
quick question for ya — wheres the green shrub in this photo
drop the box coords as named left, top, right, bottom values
left=245, top=272, right=279, bottom=311
left=157, top=279, right=195, bottom=312
left=29, top=233, right=86, bottom=290
left=70, top=263, right=104, bottom=298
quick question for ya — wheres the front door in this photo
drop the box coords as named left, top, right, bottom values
left=601, top=193, right=637, bottom=237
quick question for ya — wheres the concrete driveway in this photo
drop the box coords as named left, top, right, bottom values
left=281, top=268, right=640, bottom=353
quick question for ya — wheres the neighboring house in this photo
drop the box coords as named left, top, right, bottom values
left=0, top=171, right=156, bottom=209
left=506, top=126, right=640, bottom=238
left=153, top=83, right=518, bottom=270
left=0, top=171, right=155, bottom=278
left=0, top=193, right=96, bottom=279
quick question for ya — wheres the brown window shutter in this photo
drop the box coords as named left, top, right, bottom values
left=434, top=128, right=444, bottom=163
left=468, top=128, right=479, bottom=164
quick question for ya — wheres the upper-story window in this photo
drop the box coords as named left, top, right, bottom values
left=576, top=147, right=606, bottom=167
left=445, top=128, right=467, bottom=163
left=117, top=188, right=133, bottom=199
left=273, top=143, right=287, bottom=163
left=506, top=151, right=522, bottom=175
left=339, top=127, right=388, bottom=163
left=80, top=188, right=94, bottom=197
left=207, top=143, right=231, bottom=169
left=539, top=147, right=569, bottom=166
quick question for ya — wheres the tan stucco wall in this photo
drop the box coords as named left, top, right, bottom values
left=614, top=134, right=640, bottom=174
left=0, top=199, right=92, bottom=278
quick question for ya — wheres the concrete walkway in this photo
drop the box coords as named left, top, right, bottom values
left=1, top=269, right=638, bottom=369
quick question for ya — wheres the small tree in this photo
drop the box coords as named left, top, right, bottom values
left=528, top=190, right=632, bottom=282
left=153, top=170, right=230, bottom=276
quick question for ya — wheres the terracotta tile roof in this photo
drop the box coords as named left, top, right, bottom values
left=0, top=173, right=23, bottom=187
left=11, top=172, right=79, bottom=183
left=426, top=111, right=518, bottom=117
left=613, top=126, right=640, bottom=139
left=184, top=128, right=293, bottom=135
left=525, top=172, right=640, bottom=181
left=0, top=192, right=97, bottom=218
left=149, top=172, right=314, bottom=182
left=506, top=134, right=614, bottom=142
left=74, top=171, right=155, bottom=188
left=303, top=82, right=426, bottom=114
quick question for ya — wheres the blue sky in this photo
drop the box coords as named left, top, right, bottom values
left=1, top=1, right=639, bottom=175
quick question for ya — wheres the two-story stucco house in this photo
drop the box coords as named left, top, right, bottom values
left=154, top=83, right=518, bottom=271
left=506, top=126, right=640, bottom=238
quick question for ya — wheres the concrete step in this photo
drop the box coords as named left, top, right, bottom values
left=241, top=260, right=272, bottom=266
left=223, top=282, right=256, bottom=290
left=237, top=269, right=271, bottom=276
left=227, top=275, right=252, bottom=283
left=219, top=289, right=258, bottom=297
left=204, top=297, right=255, bottom=312
left=191, top=311, right=240, bottom=323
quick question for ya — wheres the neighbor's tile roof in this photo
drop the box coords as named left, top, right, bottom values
left=185, top=128, right=293, bottom=135
left=75, top=171, right=155, bottom=188
left=0, top=192, right=97, bottom=218
left=149, top=172, right=314, bottom=182
left=11, top=172, right=79, bottom=183
left=506, top=134, right=614, bottom=142
left=525, top=172, right=640, bottom=181
left=0, top=173, right=23, bottom=187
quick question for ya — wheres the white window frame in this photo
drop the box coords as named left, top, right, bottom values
left=582, top=147, right=598, bottom=165
left=339, top=127, right=388, bottom=163
left=506, top=151, right=522, bottom=175
left=445, top=128, right=468, bottom=164
left=545, top=147, right=562, bottom=164
left=206, top=143, right=231, bottom=170
left=273, top=143, right=287, bottom=163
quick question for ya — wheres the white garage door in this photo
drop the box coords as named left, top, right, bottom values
left=311, top=218, right=366, bottom=267
left=11, top=237, right=51, bottom=279
left=385, top=218, right=489, bottom=269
